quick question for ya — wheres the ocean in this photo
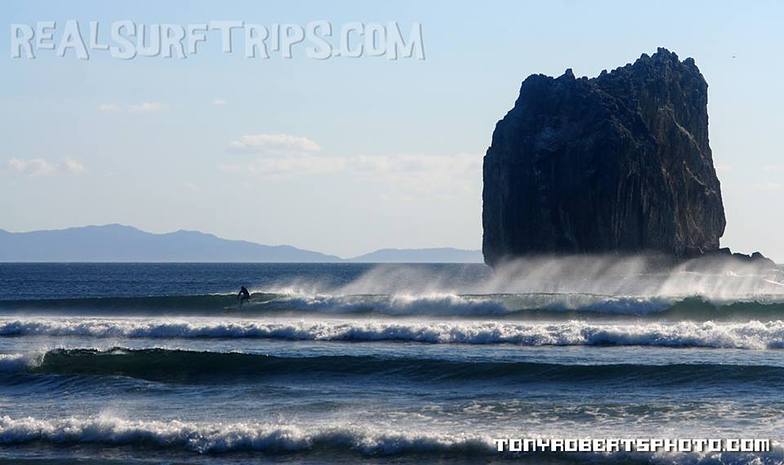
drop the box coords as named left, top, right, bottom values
left=1, top=261, right=783, bottom=465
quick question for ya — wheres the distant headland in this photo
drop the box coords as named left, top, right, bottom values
left=0, top=224, right=482, bottom=263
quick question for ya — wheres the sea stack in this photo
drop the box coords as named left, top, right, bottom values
left=482, top=48, right=726, bottom=266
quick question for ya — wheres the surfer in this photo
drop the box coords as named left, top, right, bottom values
left=238, top=286, right=250, bottom=306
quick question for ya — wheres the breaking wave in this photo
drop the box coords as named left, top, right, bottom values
left=0, top=415, right=780, bottom=464
left=3, top=292, right=784, bottom=321
left=0, top=415, right=490, bottom=455
left=3, top=317, right=784, bottom=349
left=0, top=353, right=38, bottom=373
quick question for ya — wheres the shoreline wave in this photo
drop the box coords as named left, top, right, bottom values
left=0, top=415, right=491, bottom=455
left=0, top=415, right=780, bottom=464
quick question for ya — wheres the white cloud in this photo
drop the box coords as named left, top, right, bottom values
left=754, top=182, right=783, bottom=192
left=349, top=153, right=482, bottom=197
left=7, top=158, right=86, bottom=176
left=220, top=151, right=482, bottom=198
left=212, top=98, right=227, bottom=106
left=221, top=134, right=482, bottom=198
left=63, top=158, right=86, bottom=174
left=228, top=133, right=321, bottom=155
left=221, top=155, right=343, bottom=177
left=98, top=102, right=168, bottom=113
left=128, top=102, right=167, bottom=113
left=8, top=158, right=56, bottom=176
left=97, top=103, right=121, bottom=112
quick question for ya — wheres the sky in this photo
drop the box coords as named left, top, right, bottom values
left=1, top=0, right=783, bottom=259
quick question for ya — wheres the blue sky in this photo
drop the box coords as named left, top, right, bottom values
left=1, top=0, right=783, bottom=259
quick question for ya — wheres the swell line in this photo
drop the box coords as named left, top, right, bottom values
left=2, top=293, right=784, bottom=321
left=3, top=348, right=784, bottom=386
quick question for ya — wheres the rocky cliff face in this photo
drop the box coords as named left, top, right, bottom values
left=482, top=48, right=726, bottom=266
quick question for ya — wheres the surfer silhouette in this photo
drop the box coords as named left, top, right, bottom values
left=238, top=286, right=250, bottom=306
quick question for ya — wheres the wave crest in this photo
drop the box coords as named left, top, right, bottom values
left=0, top=415, right=780, bottom=463
left=0, top=415, right=490, bottom=455
left=4, top=291, right=784, bottom=321
left=3, top=318, right=784, bottom=349
left=4, top=348, right=784, bottom=386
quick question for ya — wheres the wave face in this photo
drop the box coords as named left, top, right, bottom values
left=0, top=294, right=248, bottom=313
left=3, top=317, right=784, bottom=349
left=0, top=415, right=780, bottom=464
left=0, top=353, right=36, bottom=373
left=0, top=415, right=491, bottom=455
left=2, top=259, right=783, bottom=321
left=4, top=293, right=784, bottom=321
left=4, top=348, right=784, bottom=386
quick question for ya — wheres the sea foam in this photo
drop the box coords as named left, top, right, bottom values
left=0, top=415, right=489, bottom=455
left=0, top=415, right=780, bottom=464
left=3, top=317, right=784, bottom=349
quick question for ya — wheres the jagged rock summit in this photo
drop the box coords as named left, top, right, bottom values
left=482, top=48, right=728, bottom=266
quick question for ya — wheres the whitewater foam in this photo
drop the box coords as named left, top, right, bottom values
left=0, top=352, right=42, bottom=372
left=3, top=317, right=784, bottom=349
left=0, top=415, right=780, bottom=464
left=0, top=415, right=490, bottom=455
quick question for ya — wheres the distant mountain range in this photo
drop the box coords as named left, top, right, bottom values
left=0, top=225, right=483, bottom=263
left=347, top=248, right=483, bottom=263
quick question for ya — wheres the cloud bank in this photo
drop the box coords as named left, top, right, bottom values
left=98, top=102, right=167, bottom=113
left=7, top=158, right=85, bottom=176
left=228, top=133, right=322, bottom=155
left=220, top=132, right=481, bottom=198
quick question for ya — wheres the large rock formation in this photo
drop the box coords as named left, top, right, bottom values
left=482, top=48, right=726, bottom=266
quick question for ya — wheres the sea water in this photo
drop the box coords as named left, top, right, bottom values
left=1, top=262, right=783, bottom=464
